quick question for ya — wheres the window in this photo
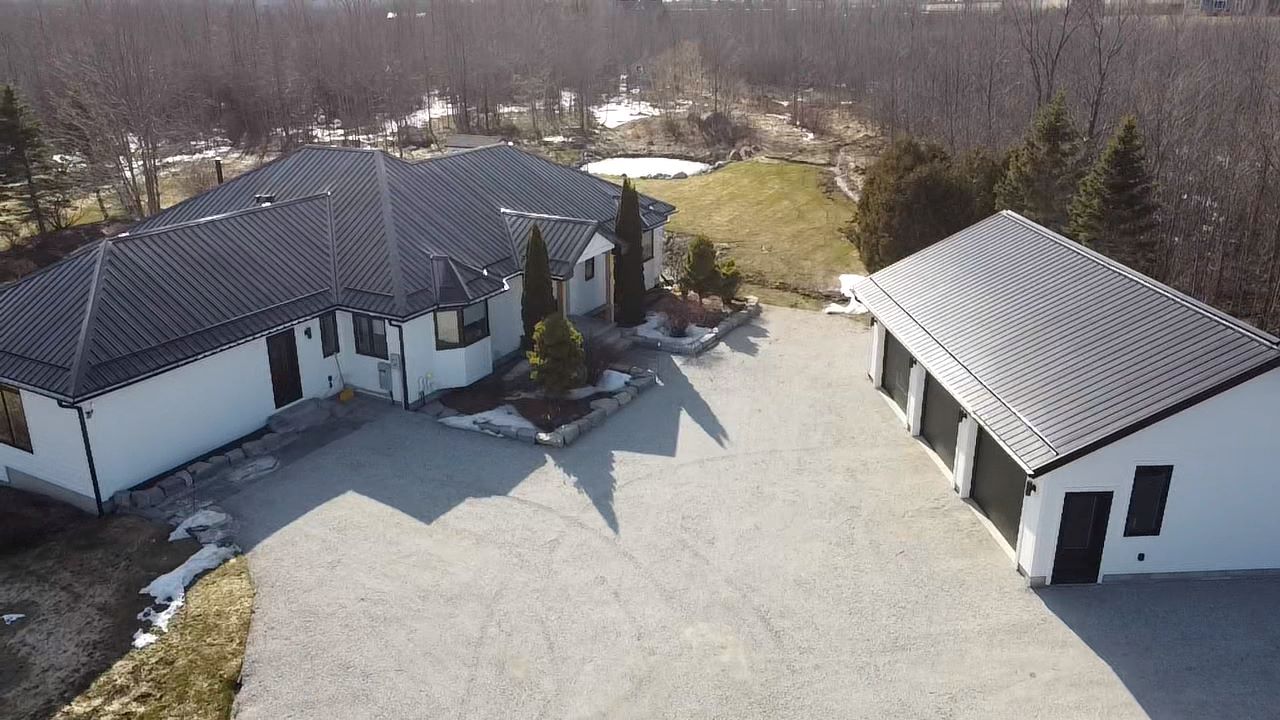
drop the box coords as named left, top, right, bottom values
left=435, top=301, right=490, bottom=350
left=319, top=312, right=339, bottom=357
left=1124, top=465, right=1172, bottom=537
left=0, top=385, right=31, bottom=453
left=352, top=314, right=388, bottom=359
left=642, top=230, right=655, bottom=262
left=584, top=257, right=596, bottom=281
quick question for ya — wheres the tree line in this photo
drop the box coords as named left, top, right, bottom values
left=2, top=0, right=1280, bottom=328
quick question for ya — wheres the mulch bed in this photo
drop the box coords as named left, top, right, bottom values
left=439, top=376, right=612, bottom=432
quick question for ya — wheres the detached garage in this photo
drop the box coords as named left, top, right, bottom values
left=858, top=211, right=1280, bottom=585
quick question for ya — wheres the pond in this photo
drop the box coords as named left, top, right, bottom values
left=581, top=157, right=712, bottom=179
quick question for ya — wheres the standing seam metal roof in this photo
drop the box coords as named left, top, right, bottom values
left=855, top=211, right=1280, bottom=473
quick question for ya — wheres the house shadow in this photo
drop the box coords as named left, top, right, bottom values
left=719, top=319, right=769, bottom=356
left=1036, top=578, right=1280, bottom=719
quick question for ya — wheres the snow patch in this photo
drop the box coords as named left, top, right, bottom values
left=168, top=509, right=231, bottom=542
left=591, top=98, right=661, bottom=128
left=566, top=369, right=631, bottom=400
left=542, top=135, right=569, bottom=144
left=582, top=157, right=710, bottom=178
left=439, top=405, right=537, bottom=435
left=3, top=613, right=25, bottom=625
left=636, top=312, right=715, bottom=350
left=823, top=274, right=869, bottom=315
left=133, top=544, right=238, bottom=648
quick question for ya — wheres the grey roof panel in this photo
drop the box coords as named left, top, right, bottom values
left=501, top=212, right=600, bottom=279
left=857, top=212, right=1280, bottom=472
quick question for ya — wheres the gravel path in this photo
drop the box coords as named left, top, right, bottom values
left=225, top=307, right=1280, bottom=720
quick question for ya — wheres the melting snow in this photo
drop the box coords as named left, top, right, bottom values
left=566, top=369, right=631, bottom=400
left=591, top=98, right=661, bottom=128
left=439, top=405, right=537, bottom=435
left=582, top=157, right=710, bottom=178
left=542, top=135, right=569, bottom=143
left=3, top=613, right=25, bottom=625
left=636, top=312, right=715, bottom=350
left=823, top=274, right=869, bottom=315
left=133, top=544, right=238, bottom=648
left=168, top=509, right=231, bottom=542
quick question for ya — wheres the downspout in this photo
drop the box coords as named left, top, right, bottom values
left=59, top=401, right=103, bottom=516
left=390, top=320, right=410, bottom=411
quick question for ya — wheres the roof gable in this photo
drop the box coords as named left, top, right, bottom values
left=858, top=211, right=1280, bottom=472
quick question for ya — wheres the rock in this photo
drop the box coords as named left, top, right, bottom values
left=207, top=454, right=230, bottom=468
left=585, top=409, right=606, bottom=429
left=422, top=400, right=446, bottom=418
left=110, top=490, right=133, bottom=510
left=227, top=456, right=279, bottom=484
left=158, top=474, right=190, bottom=495
left=130, top=486, right=165, bottom=508
left=672, top=171, right=688, bottom=179
left=268, top=397, right=331, bottom=433
left=560, top=423, right=581, bottom=445
left=498, top=424, right=524, bottom=441
left=242, top=439, right=269, bottom=458
left=226, top=448, right=246, bottom=464
left=516, top=427, right=537, bottom=444
left=632, top=374, right=657, bottom=391
left=590, top=397, right=620, bottom=415
left=260, top=432, right=284, bottom=450
left=188, top=460, right=217, bottom=480
left=535, top=430, right=564, bottom=448
left=628, top=366, right=648, bottom=378
left=614, top=390, right=632, bottom=406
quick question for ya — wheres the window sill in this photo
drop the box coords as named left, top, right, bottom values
left=435, top=337, right=489, bottom=352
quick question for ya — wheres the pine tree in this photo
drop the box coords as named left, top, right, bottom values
left=613, top=178, right=647, bottom=326
left=527, top=312, right=585, bottom=397
left=1069, top=116, right=1161, bottom=274
left=995, top=92, right=1082, bottom=232
left=521, top=224, right=557, bottom=345
left=0, top=85, right=69, bottom=237
left=679, top=235, right=720, bottom=297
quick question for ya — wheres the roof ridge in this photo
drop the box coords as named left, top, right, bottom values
left=373, top=152, right=409, bottom=315
left=66, top=241, right=112, bottom=398
left=131, top=148, right=300, bottom=231
left=499, top=207, right=598, bottom=224
left=999, top=211, right=1280, bottom=346
left=113, top=193, right=333, bottom=243
left=0, top=239, right=105, bottom=292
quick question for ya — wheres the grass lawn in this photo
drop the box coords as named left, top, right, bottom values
left=622, top=159, right=864, bottom=308
left=54, top=557, right=253, bottom=720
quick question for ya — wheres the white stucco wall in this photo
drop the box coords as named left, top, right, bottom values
left=400, top=310, right=494, bottom=401
left=1020, top=367, right=1280, bottom=583
left=568, top=247, right=609, bottom=317
left=643, top=224, right=666, bottom=289
left=489, top=278, right=523, bottom=361
left=334, top=310, right=402, bottom=403
left=0, top=389, right=95, bottom=510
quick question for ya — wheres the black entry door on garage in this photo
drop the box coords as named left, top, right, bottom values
left=921, top=374, right=962, bottom=469
left=882, top=332, right=912, bottom=412
left=970, top=428, right=1026, bottom=548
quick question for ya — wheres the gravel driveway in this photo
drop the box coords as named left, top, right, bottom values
left=224, top=307, right=1280, bottom=720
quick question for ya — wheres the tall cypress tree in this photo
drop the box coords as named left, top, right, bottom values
left=995, top=92, right=1082, bottom=232
left=614, top=178, right=647, bottom=326
left=0, top=85, right=68, bottom=237
left=1069, top=116, right=1161, bottom=274
left=521, top=224, right=557, bottom=344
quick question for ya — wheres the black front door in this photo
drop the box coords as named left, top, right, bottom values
left=882, top=332, right=912, bottom=411
left=1052, top=492, right=1113, bottom=585
left=267, top=328, right=303, bottom=409
left=921, top=374, right=962, bottom=469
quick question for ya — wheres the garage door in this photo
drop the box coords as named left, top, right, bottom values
left=970, top=428, right=1026, bottom=547
left=881, top=332, right=911, bottom=412
left=920, top=375, right=961, bottom=469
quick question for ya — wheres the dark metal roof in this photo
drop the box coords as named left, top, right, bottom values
left=501, top=211, right=602, bottom=279
left=856, top=211, right=1280, bottom=473
left=0, top=144, right=674, bottom=400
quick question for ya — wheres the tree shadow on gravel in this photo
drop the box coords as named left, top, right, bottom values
left=1037, top=578, right=1280, bottom=720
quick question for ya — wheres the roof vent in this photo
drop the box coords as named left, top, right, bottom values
left=253, top=193, right=275, bottom=206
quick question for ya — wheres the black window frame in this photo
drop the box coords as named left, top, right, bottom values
left=1124, top=465, right=1173, bottom=537
left=319, top=312, right=339, bottom=357
left=642, top=229, right=655, bottom=262
left=435, top=301, right=491, bottom=351
left=584, top=256, right=596, bottom=281
left=352, top=313, right=389, bottom=359
left=0, top=384, right=32, bottom=453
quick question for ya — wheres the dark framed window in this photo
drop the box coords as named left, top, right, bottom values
left=0, top=385, right=32, bottom=453
left=352, top=313, right=388, bottom=359
left=1124, top=465, right=1172, bottom=537
left=319, top=312, right=339, bottom=357
left=436, top=301, right=490, bottom=350
left=642, top=230, right=655, bottom=262
left=584, top=257, right=596, bottom=281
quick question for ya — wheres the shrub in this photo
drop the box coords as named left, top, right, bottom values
left=527, top=313, right=584, bottom=397
left=678, top=235, right=743, bottom=301
left=689, top=111, right=752, bottom=147
left=582, top=332, right=623, bottom=385
left=718, top=258, right=742, bottom=301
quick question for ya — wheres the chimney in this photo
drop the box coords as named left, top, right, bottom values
left=214, top=158, right=224, bottom=185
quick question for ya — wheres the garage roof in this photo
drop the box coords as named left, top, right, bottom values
left=856, top=212, right=1280, bottom=474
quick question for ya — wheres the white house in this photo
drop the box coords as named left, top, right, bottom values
left=0, top=144, right=672, bottom=514
left=856, top=211, right=1280, bottom=585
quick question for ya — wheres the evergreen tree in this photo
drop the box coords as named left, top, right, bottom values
left=0, top=85, right=69, bottom=236
left=1069, top=116, right=1161, bottom=274
left=679, top=235, right=720, bottom=297
left=995, top=92, right=1082, bottom=232
left=527, top=312, right=585, bottom=397
left=613, top=178, right=647, bottom=326
left=849, top=138, right=977, bottom=272
left=520, top=224, right=557, bottom=345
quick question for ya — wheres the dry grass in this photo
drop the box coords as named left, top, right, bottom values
left=620, top=159, right=863, bottom=307
left=54, top=557, right=254, bottom=720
